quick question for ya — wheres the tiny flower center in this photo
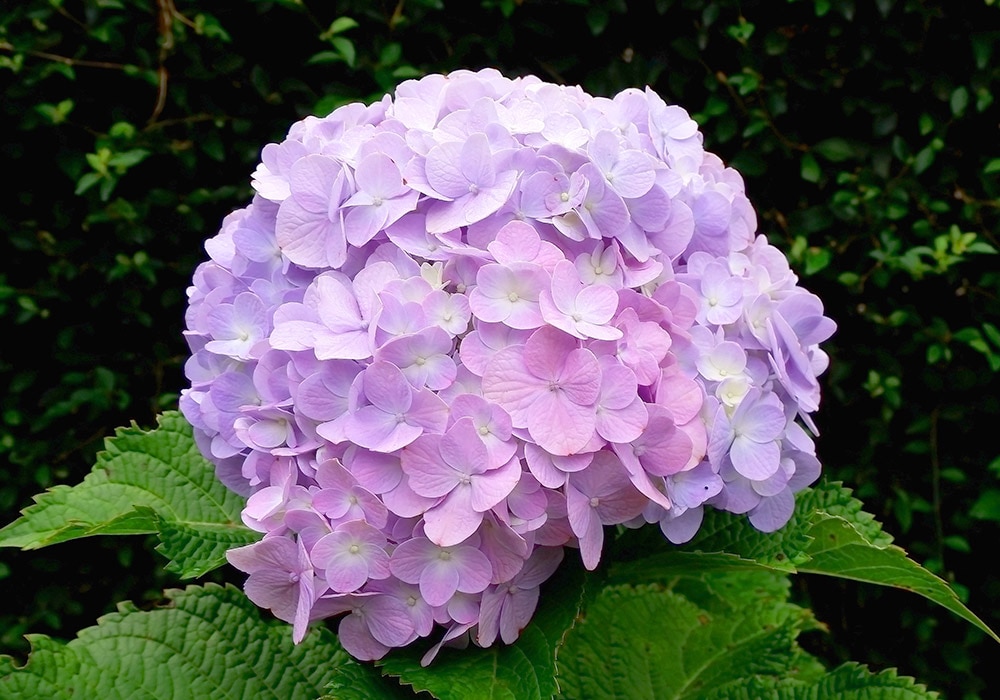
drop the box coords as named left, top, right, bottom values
left=478, top=425, right=490, bottom=436
left=289, top=572, right=300, bottom=583
left=349, top=494, right=359, bottom=505
left=373, top=196, right=384, bottom=207
left=468, top=183, right=479, bottom=194
left=349, top=544, right=360, bottom=555
left=415, top=356, right=426, bottom=366
left=507, top=292, right=520, bottom=303
left=589, top=497, right=600, bottom=508
left=406, top=595, right=418, bottom=607
left=560, top=192, right=570, bottom=202
left=395, top=413, right=407, bottom=424
left=438, top=550, right=452, bottom=561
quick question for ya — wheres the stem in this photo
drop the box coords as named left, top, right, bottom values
left=0, top=41, right=131, bottom=71
left=929, top=406, right=946, bottom=571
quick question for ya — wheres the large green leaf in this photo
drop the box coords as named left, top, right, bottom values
left=608, top=481, right=999, bottom=644
left=324, top=662, right=425, bottom=700
left=556, top=571, right=824, bottom=700
left=0, top=411, right=259, bottom=578
left=556, top=571, right=938, bottom=700
left=0, top=583, right=350, bottom=699
left=370, top=557, right=589, bottom=700
left=798, top=516, right=999, bottom=642
left=700, top=663, right=940, bottom=699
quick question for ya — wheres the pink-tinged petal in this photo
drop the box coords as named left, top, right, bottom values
left=314, top=328, right=374, bottom=361
left=364, top=595, right=417, bottom=647
left=655, top=372, right=704, bottom=424
left=575, top=284, right=619, bottom=325
left=522, top=325, right=578, bottom=381
left=547, top=260, right=582, bottom=315
left=523, top=443, right=568, bottom=488
left=470, top=456, right=521, bottom=512
left=276, top=200, right=339, bottom=269
left=479, top=514, right=530, bottom=583
left=526, top=392, right=596, bottom=456
left=487, top=220, right=541, bottom=263
left=227, top=537, right=295, bottom=574
left=269, top=319, right=321, bottom=352
left=739, top=403, right=786, bottom=443
left=345, top=405, right=422, bottom=452
left=355, top=152, right=408, bottom=198
left=599, top=363, right=640, bottom=410
left=322, top=550, right=373, bottom=593
left=406, top=388, right=450, bottom=433
left=748, top=488, right=795, bottom=532
left=459, top=133, right=496, bottom=186
left=613, top=445, right=673, bottom=510
left=596, top=397, right=648, bottom=443
left=659, top=506, right=704, bottom=545
left=401, top=434, right=459, bottom=498
left=499, top=586, right=540, bottom=644
left=343, top=203, right=389, bottom=247
left=439, top=419, right=490, bottom=475
left=382, top=476, right=439, bottom=518
left=453, top=546, right=493, bottom=593
left=362, top=362, right=412, bottom=414
left=731, top=436, right=781, bottom=481
left=422, top=486, right=484, bottom=547
left=337, top=610, right=390, bottom=661
left=607, top=149, right=656, bottom=198
left=481, top=346, right=544, bottom=427
left=346, top=449, right=403, bottom=494
left=288, top=154, right=343, bottom=211
left=243, top=569, right=301, bottom=623
left=419, top=561, right=462, bottom=607
left=558, top=348, right=602, bottom=406
left=425, top=141, right=467, bottom=198
left=565, top=482, right=604, bottom=570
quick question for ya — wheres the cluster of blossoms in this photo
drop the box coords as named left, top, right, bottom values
left=180, top=69, right=835, bottom=662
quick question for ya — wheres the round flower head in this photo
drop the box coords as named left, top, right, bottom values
left=184, top=68, right=836, bottom=662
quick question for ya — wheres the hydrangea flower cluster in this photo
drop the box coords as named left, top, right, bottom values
left=180, top=68, right=835, bottom=662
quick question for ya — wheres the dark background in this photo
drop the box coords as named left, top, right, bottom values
left=1, top=1, right=999, bottom=696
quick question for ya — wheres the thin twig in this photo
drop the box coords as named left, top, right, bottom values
left=0, top=40, right=131, bottom=71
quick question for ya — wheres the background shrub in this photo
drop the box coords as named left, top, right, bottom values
left=1, top=1, right=998, bottom=695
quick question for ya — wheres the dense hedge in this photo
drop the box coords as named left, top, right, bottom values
left=1, top=0, right=998, bottom=696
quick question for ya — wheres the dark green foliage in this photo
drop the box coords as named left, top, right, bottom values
left=1, top=0, right=998, bottom=696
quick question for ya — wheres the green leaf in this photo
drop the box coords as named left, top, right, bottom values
left=0, top=584, right=350, bottom=699
left=323, top=662, right=417, bottom=700
left=0, top=411, right=259, bottom=578
left=800, top=152, right=821, bottom=183
left=950, top=86, right=969, bottom=117
left=73, top=171, right=103, bottom=195
left=556, top=571, right=825, bottom=699
left=330, top=36, right=356, bottom=68
left=326, top=16, right=359, bottom=36
left=108, top=148, right=150, bottom=170
left=700, top=662, right=939, bottom=699
left=813, top=137, right=858, bottom=162
left=970, top=490, right=1000, bottom=522
left=374, top=556, right=588, bottom=700
left=607, top=482, right=997, bottom=644
left=798, top=517, right=998, bottom=642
